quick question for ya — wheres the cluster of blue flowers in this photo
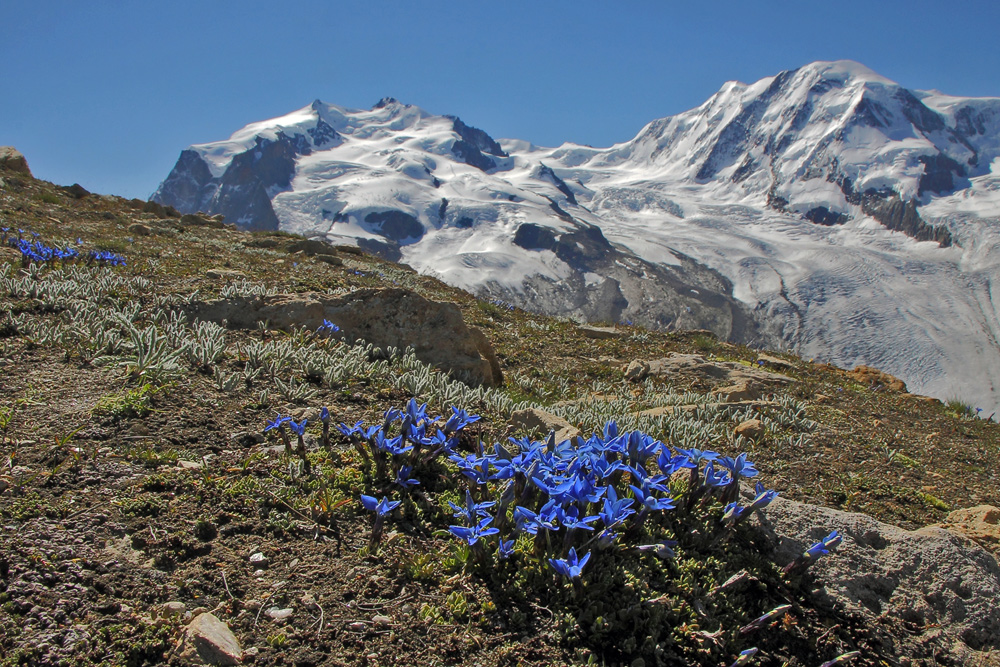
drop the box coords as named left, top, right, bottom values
left=2, top=227, right=126, bottom=267
left=337, top=400, right=843, bottom=586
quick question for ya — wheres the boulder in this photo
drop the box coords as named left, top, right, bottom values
left=469, top=327, right=504, bottom=385
left=61, top=183, right=89, bottom=199
left=509, top=408, right=581, bottom=444
left=935, top=505, right=1000, bottom=553
left=315, top=254, right=344, bottom=266
left=756, top=353, right=793, bottom=370
left=0, top=147, right=30, bottom=175
left=181, top=213, right=226, bottom=228
left=177, top=612, right=242, bottom=666
left=640, top=353, right=792, bottom=385
left=128, top=223, right=152, bottom=236
left=711, top=380, right=759, bottom=402
left=286, top=238, right=338, bottom=256
left=188, top=288, right=501, bottom=386
left=624, top=360, right=650, bottom=382
left=335, top=244, right=366, bottom=255
left=757, top=496, right=1000, bottom=660
left=849, top=365, right=907, bottom=392
left=578, top=325, right=624, bottom=340
left=733, top=418, right=764, bottom=441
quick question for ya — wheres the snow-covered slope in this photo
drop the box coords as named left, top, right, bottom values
left=153, top=61, right=1000, bottom=413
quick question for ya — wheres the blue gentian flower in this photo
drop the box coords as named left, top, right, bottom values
left=549, top=547, right=591, bottom=579
left=448, top=516, right=499, bottom=546
left=497, top=538, right=516, bottom=560
left=717, top=453, right=759, bottom=480
left=394, top=465, right=420, bottom=489
left=360, top=495, right=401, bottom=517
left=444, top=406, right=480, bottom=434
left=448, top=490, right=495, bottom=523
left=288, top=419, right=307, bottom=436
left=265, top=414, right=292, bottom=431
left=629, top=483, right=676, bottom=512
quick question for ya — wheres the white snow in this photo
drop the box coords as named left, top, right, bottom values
left=160, top=62, right=1000, bottom=414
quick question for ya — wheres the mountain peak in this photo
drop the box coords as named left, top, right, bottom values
left=797, top=59, right=897, bottom=86
left=373, top=96, right=401, bottom=110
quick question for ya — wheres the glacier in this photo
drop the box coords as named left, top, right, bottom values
left=153, top=61, right=1000, bottom=414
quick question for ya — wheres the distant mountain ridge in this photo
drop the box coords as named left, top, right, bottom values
left=153, top=60, right=1000, bottom=412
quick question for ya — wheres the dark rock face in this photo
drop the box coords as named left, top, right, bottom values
left=363, top=210, right=424, bottom=243
left=510, top=220, right=764, bottom=342
left=804, top=206, right=848, bottom=226
left=861, top=192, right=952, bottom=246
left=308, top=118, right=340, bottom=147
left=447, top=116, right=507, bottom=172
left=918, top=154, right=966, bottom=196
left=448, top=116, right=507, bottom=157
left=537, top=164, right=577, bottom=204
left=153, top=130, right=320, bottom=231
left=153, top=149, right=215, bottom=213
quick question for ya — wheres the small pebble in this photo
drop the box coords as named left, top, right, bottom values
left=372, top=614, right=391, bottom=626
left=265, top=607, right=293, bottom=620
left=249, top=552, right=268, bottom=568
left=161, top=601, right=186, bottom=617
left=348, top=621, right=365, bottom=631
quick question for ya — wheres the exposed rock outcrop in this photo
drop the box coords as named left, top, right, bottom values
left=759, top=496, right=1000, bottom=660
left=935, top=505, right=1000, bottom=553
left=634, top=353, right=792, bottom=385
left=0, top=147, right=30, bottom=175
left=848, top=365, right=907, bottom=392
left=187, top=288, right=502, bottom=386
left=509, top=408, right=581, bottom=444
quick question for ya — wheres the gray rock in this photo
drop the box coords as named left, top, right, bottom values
left=758, top=495, right=1000, bottom=658
left=181, top=213, right=225, bottom=228
left=578, top=325, right=624, bottom=340
left=205, top=268, right=246, bottom=280
left=177, top=612, right=242, bottom=666
left=187, top=288, right=501, bottom=386
left=0, top=147, right=31, bottom=175
left=264, top=607, right=293, bottom=620
left=641, top=353, right=791, bottom=385
left=161, top=601, right=186, bottom=618
left=128, top=223, right=152, bottom=236
left=249, top=552, right=268, bottom=568
left=756, top=353, right=793, bottom=370
left=315, top=254, right=343, bottom=266
left=509, top=408, right=581, bottom=444
left=624, top=360, right=650, bottom=382
left=711, top=379, right=760, bottom=402
left=286, top=238, right=338, bottom=256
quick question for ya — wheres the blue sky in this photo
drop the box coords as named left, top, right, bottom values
left=3, top=1, right=999, bottom=199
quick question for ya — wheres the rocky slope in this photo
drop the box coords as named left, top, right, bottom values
left=152, top=62, right=1000, bottom=413
left=3, top=164, right=1000, bottom=665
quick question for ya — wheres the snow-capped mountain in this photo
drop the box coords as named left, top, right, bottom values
left=153, top=61, right=1000, bottom=412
